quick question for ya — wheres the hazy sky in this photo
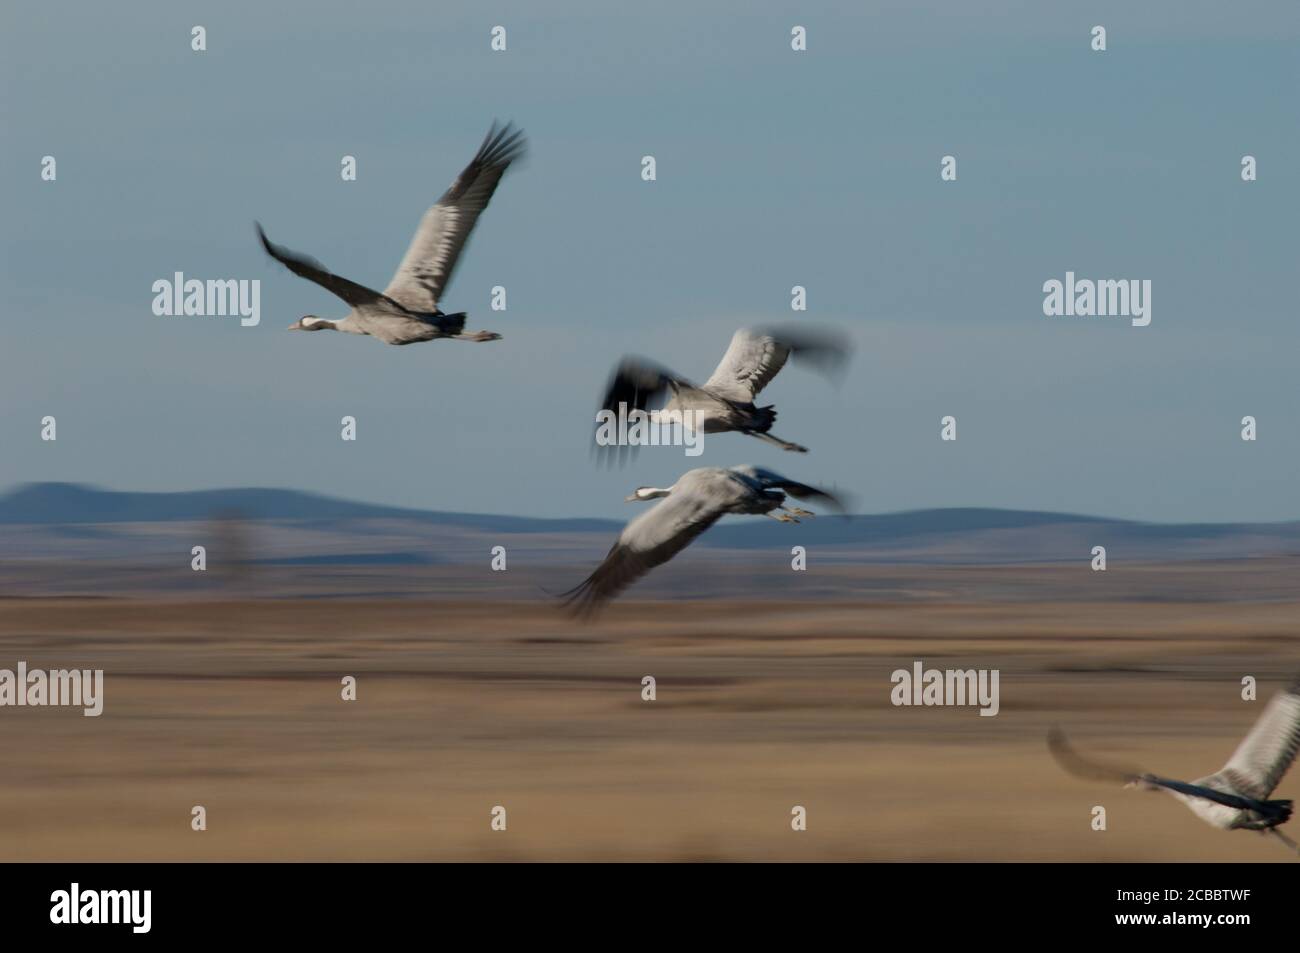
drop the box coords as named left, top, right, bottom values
left=3, top=1, right=1299, bottom=520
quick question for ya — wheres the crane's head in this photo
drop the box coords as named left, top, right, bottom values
left=1124, top=775, right=1162, bottom=792
left=288, top=315, right=328, bottom=331
left=626, top=486, right=671, bottom=502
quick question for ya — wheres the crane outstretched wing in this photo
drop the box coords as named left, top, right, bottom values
left=1204, top=680, right=1300, bottom=800
left=384, top=122, right=526, bottom=313
left=1049, top=723, right=1295, bottom=816
left=592, top=358, right=690, bottom=467
left=727, top=465, right=847, bottom=512
left=561, top=492, right=722, bottom=617
left=1047, top=727, right=1146, bottom=784
left=257, top=223, right=388, bottom=308
left=561, top=471, right=753, bottom=616
left=703, top=325, right=850, bottom=403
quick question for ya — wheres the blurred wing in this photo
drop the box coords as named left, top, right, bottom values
left=593, top=358, right=686, bottom=466
left=1047, top=727, right=1144, bottom=784
left=703, top=325, right=850, bottom=402
left=384, top=122, right=526, bottom=312
left=727, top=465, right=847, bottom=512
left=1049, top=729, right=1276, bottom=813
left=1214, top=681, right=1300, bottom=799
left=561, top=490, right=725, bottom=616
left=257, top=223, right=387, bottom=308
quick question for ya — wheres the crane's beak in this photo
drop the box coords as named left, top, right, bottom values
left=624, top=493, right=640, bottom=502
left=287, top=323, right=301, bottom=330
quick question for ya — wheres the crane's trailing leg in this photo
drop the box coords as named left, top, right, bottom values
left=783, top=506, right=815, bottom=518
left=745, top=430, right=809, bottom=452
left=766, top=511, right=800, bottom=523
left=1267, top=828, right=1300, bottom=856
left=454, top=330, right=503, bottom=342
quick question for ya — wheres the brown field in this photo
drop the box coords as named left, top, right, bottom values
left=0, top=563, right=1297, bottom=861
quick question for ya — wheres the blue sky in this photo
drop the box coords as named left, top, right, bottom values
left=3, top=1, right=1298, bottom=519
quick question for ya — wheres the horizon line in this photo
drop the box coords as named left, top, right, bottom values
left=4, top=480, right=1299, bottom=529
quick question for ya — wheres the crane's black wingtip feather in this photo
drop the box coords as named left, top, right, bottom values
left=557, top=585, right=603, bottom=621
left=254, top=222, right=286, bottom=264
left=552, top=573, right=611, bottom=621
left=478, top=120, right=527, bottom=168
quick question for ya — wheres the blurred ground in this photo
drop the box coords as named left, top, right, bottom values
left=0, top=561, right=1296, bottom=861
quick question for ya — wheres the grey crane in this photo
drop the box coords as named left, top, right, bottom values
left=594, top=325, right=850, bottom=463
left=560, top=464, right=844, bottom=615
left=257, top=122, right=525, bottom=345
left=1049, top=678, right=1300, bottom=855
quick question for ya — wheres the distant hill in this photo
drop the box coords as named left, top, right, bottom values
left=0, top=482, right=616, bottom=532
left=2, top=482, right=1299, bottom=564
